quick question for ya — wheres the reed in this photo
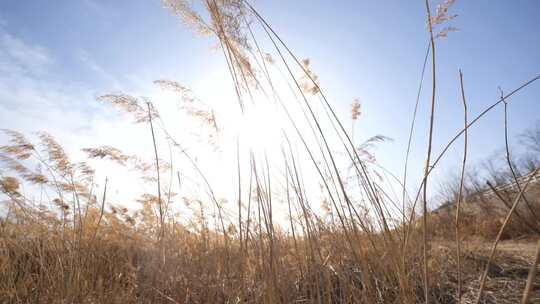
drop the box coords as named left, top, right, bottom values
left=1, top=1, right=539, bottom=303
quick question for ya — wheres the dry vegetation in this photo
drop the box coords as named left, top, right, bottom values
left=1, top=0, right=539, bottom=303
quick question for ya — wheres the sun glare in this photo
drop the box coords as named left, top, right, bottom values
left=3, top=1, right=539, bottom=302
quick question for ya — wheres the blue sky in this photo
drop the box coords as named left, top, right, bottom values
left=0, top=0, right=539, bottom=209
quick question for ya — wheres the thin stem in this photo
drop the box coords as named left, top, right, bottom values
left=501, top=88, right=540, bottom=226
left=402, top=42, right=430, bottom=238
left=91, top=177, right=108, bottom=243
left=455, top=69, right=468, bottom=302
left=147, top=102, right=164, bottom=241
left=422, top=0, right=437, bottom=302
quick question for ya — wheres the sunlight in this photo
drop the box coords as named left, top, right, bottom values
left=193, top=67, right=285, bottom=154
left=2, top=1, right=540, bottom=302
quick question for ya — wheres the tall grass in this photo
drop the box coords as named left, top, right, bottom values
left=1, top=0, right=540, bottom=303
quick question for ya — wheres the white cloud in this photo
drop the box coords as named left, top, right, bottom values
left=81, top=0, right=108, bottom=17
left=0, top=15, right=7, bottom=28
left=0, top=30, right=52, bottom=74
left=0, top=27, right=228, bottom=216
left=0, top=27, right=142, bottom=203
left=77, top=49, right=122, bottom=89
left=0, top=28, right=91, bottom=129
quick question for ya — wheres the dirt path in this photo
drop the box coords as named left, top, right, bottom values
left=468, top=239, right=538, bottom=260
left=434, top=238, right=539, bottom=303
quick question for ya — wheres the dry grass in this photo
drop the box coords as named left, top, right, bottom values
left=1, top=0, right=540, bottom=303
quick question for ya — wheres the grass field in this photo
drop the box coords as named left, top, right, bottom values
left=1, top=0, right=539, bottom=303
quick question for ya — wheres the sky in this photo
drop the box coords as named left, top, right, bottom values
left=0, top=0, right=539, bottom=219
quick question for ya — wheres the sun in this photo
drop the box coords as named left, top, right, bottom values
left=192, top=67, right=288, bottom=156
